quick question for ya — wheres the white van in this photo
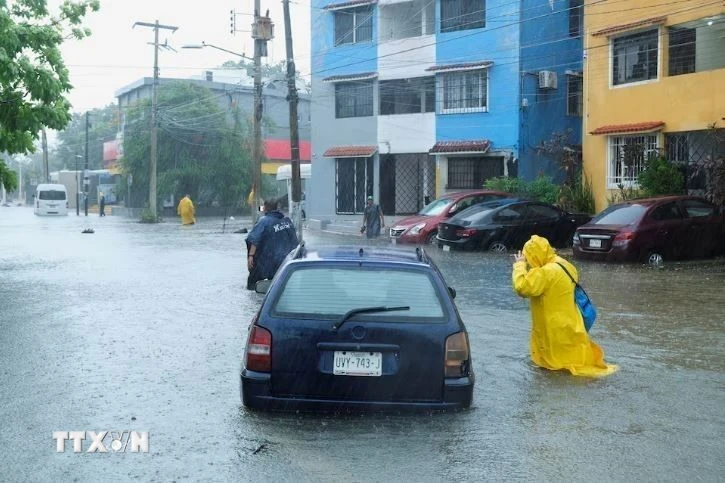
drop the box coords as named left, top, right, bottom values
left=34, top=184, right=69, bottom=216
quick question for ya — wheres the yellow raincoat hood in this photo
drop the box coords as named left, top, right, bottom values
left=512, top=235, right=617, bottom=377
left=523, top=235, right=556, bottom=268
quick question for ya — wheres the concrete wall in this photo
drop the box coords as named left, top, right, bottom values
left=434, top=0, right=521, bottom=156
left=519, top=0, right=583, bottom=182
left=583, top=2, right=725, bottom=211
left=309, top=0, right=379, bottom=219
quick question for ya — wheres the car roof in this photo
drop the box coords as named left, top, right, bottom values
left=441, top=189, right=511, bottom=200
left=288, top=244, right=432, bottom=267
left=610, top=195, right=707, bottom=207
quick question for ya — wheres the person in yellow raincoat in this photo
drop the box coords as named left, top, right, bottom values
left=177, top=194, right=196, bottom=225
left=512, top=235, right=618, bottom=377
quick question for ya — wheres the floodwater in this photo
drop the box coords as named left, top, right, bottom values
left=0, top=207, right=723, bottom=481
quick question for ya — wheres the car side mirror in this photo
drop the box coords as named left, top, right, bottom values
left=448, top=286, right=456, bottom=299
left=255, top=279, right=272, bottom=294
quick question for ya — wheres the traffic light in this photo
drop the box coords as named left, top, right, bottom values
left=230, top=9, right=236, bottom=35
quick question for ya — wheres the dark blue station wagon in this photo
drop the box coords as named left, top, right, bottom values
left=240, top=244, right=474, bottom=411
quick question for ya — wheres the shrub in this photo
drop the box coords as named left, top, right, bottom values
left=484, top=175, right=559, bottom=204
left=560, top=172, right=595, bottom=214
left=637, top=156, right=685, bottom=197
left=607, top=184, right=642, bottom=204
left=483, top=176, right=525, bottom=194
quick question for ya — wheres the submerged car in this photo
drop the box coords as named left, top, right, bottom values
left=241, top=244, right=474, bottom=412
left=389, top=190, right=511, bottom=245
left=437, top=199, right=591, bottom=252
left=573, top=195, right=724, bottom=265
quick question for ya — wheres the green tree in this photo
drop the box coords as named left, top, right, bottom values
left=55, top=104, right=118, bottom=171
left=0, top=159, right=18, bottom=192
left=0, top=0, right=99, bottom=174
left=221, top=59, right=309, bottom=92
left=121, top=81, right=252, bottom=210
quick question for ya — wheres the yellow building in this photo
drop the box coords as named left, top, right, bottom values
left=583, top=1, right=725, bottom=211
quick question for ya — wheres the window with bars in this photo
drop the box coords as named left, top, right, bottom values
left=566, top=74, right=582, bottom=116
left=379, top=77, right=435, bottom=115
left=438, top=70, right=488, bottom=113
left=440, top=0, right=485, bottom=33
left=669, top=21, right=725, bottom=76
left=668, top=27, right=696, bottom=76
left=569, top=0, right=583, bottom=37
left=447, top=157, right=503, bottom=189
left=607, top=134, right=659, bottom=187
left=334, top=7, right=373, bottom=46
left=612, top=29, right=659, bottom=86
left=335, top=81, right=374, bottom=118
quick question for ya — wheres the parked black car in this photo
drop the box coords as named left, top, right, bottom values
left=573, top=195, right=725, bottom=266
left=437, top=198, right=591, bottom=252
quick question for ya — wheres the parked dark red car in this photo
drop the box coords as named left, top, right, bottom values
left=388, top=190, right=511, bottom=245
left=572, top=195, right=725, bottom=265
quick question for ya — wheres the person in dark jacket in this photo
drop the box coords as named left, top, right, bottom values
left=361, top=195, right=384, bottom=238
left=99, top=192, right=106, bottom=217
left=246, top=199, right=299, bottom=290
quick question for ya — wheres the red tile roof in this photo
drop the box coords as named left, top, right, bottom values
left=591, top=16, right=667, bottom=37
left=323, top=0, right=376, bottom=10
left=264, top=139, right=311, bottom=161
left=322, top=72, right=378, bottom=83
left=590, top=122, right=665, bottom=135
left=323, top=145, right=377, bottom=158
left=429, top=140, right=491, bottom=154
left=426, top=61, right=494, bottom=73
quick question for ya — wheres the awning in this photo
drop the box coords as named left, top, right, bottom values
left=323, top=72, right=378, bottom=83
left=429, top=140, right=491, bottom=155
left=590, top=121, right=665, bottom=135
left=592, top=16, right=667, bottom=37
left=323, top=145, right=378, bottom=158
left=323, top=0, right=376, bottom=11
left=425, top=61, right=493, bottom=74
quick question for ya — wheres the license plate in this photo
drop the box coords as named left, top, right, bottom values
left=333, top=351, right=382, bottom=376
left=589, top=239, right=602, bottom=248
left=442, top=245, right=451, bottom=252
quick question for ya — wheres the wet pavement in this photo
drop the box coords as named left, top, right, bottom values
left=0, top=207, right=723, bottom=481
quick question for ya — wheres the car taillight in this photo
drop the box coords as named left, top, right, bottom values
left=455, top=228, right=477, bottom=238
left=445, top=332, right=469, bottom=377
left=612, top=231, right=635, bottom=247
left=245, top=325, right=272, bottom=372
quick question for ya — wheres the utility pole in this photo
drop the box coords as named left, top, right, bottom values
left=133, top=20, right=178, bottom=220
left=84, top=111, right=89, bottom=216
left=250, top=4, right=273, bottom=222
left=41, top=129, right=49, bottom=183
left=282, top=0, right=302, bottom=241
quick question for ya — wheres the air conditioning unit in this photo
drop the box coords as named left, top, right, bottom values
left=538, top=70, right=558, bottom=89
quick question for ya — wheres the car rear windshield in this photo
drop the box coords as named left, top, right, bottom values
left=591, top=204, right=647, bottom=225
left=38, top=190, right=66, bottom=201
left=418, top=198, right=452, bottom=216
left=450, top=205, right=496, bottom=225
left=272, top=266, right=446, bottom=321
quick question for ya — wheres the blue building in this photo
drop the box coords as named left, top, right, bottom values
left=309, top=0, right=583, bottom=219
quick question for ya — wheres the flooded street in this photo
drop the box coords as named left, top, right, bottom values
left=1, top=207, right=723, bottom=481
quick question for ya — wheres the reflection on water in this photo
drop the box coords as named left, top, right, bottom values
left=0, top=207, right=723, bottom=481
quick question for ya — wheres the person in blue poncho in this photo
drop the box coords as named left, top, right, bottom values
left=246, top=199, right=299, bottom=290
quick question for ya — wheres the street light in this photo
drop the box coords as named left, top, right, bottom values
left=181, top=41, right=253, bottom=61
